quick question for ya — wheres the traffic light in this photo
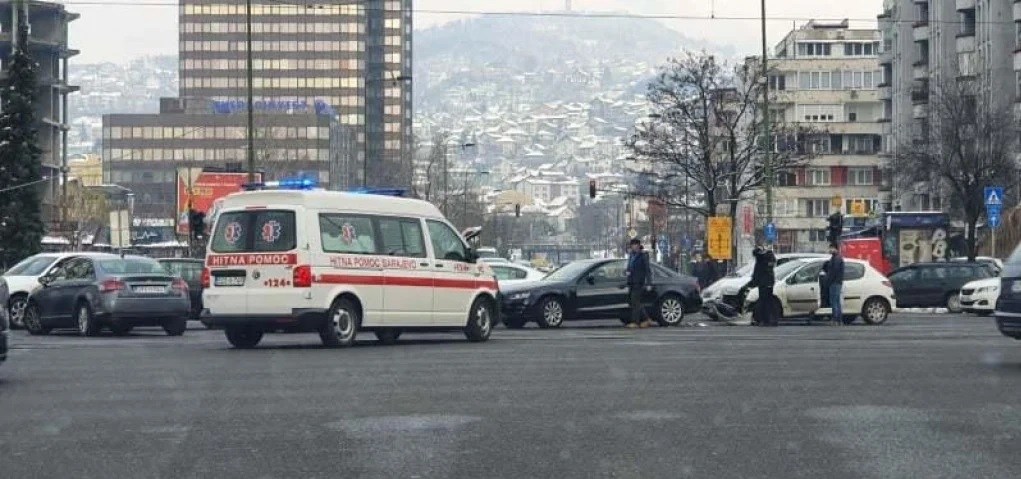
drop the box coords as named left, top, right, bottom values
left=826, top=212, right=843, bottom=244
left=190, top=209, right=207, bottom=240
left=589, top=180, right=597, bottom=199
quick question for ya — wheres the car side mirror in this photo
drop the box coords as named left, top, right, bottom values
left=38, top=275, right=52, bottom=287
left=585, top=275, right=595, bottom=285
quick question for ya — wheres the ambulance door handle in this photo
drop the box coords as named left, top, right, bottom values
left=435, top=263, right=444, bottom=268
left=419, top=262, right=429, bottom=267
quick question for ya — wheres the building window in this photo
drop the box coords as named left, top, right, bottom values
left=808, top=169, right=831, bottom=186
left=797, top=104, right=840, bottom=122
left=798, top=42, right=832, bottom=57
left=808, top=229, right=828, bottom=242
left=806, top=199, right=830, bottom=217
left=849, top=168, right=874, bottom=186
left=775, top=171, right=797, bottom=187
left=769, top=74, right=786, bottom=91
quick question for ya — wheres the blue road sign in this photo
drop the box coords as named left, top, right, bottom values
left=764, top=222, right=778, bottom=243
left=989, top=214, right=1002, bottom=229
left=985, top=187, right=1004, bottom=207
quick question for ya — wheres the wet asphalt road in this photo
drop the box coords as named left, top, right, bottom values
left=1, top=313, right=1020, bottom=479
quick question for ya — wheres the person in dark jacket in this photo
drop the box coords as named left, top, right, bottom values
left=820, top=243, right=846, bottom=325
left=741, top=244, right=778, bottom=326
left=625, top=238, right=654, bottom=329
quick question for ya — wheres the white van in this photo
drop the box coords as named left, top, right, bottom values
left=200, top=185, right=499, bottom=349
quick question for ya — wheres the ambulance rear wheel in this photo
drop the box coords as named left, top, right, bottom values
left=225, top=326, right=263, bottom=349
left=321, top=298, right=359, bottom=348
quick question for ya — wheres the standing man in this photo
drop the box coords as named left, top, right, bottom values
left=823, top=243, right=846, bottom=326
left=741, top=244, right=778, bottom=326
left=625, top=238, right=654, bottom=329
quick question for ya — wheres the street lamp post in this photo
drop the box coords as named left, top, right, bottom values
left=761, top=0, right=773, bottom=224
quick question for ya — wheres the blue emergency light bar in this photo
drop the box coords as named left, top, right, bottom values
left=243, top=177, right=318, bottom=191
left=349, top=188, right=407, bottom=197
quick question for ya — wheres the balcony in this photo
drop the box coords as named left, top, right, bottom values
left=1014, top=49, right=1021, bottom=71
left=818, top=122, right=882, bottom=135
left=913, top=103, right=928, bottom=119
left=878, top=84, right=892, bottom=99
left=959, top=51, right=977, bottom=78
left=956, top=0, right=975, bottom=11
left=911, top=88, right=929, bottom=104
left=913, top=62, right=929, bottom=81
left=913, top=22, right=930, bottom=42
left=956, top=33, right=975, bottom=53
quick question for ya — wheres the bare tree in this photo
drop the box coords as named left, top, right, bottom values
left=626, top=52, right=813, bottom=233
left=412, top=131, right=450, bottom=203
left=894, top=80, right=1019, bottom=260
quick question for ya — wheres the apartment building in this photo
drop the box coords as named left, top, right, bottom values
left=759, top=20, right=888, bottom=253
left=879, top=0, right=1017, bottom=211
left=103, top=0, right=412, bottom=220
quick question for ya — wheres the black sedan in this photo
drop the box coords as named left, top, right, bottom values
left=499, top=259, right=702, bottom=328
left=158, top=258, right=204, bottom=320
left=23, top=254, right=191, bottom=337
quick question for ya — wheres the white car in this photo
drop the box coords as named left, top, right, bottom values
left=2, top=253, right=76, bottom=329
left=959, top=277, right=999, bottom=316
left=489, top=263, right=545, bottom=287
left=743, top=257, right=895, bottom=325
left=701, top=253, right=828, bottom=318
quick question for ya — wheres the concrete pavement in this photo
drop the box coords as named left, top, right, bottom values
left=1, top=314, right=1020, bottom=478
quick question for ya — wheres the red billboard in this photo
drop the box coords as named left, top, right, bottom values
left=176, top=169, right=260, bottom=235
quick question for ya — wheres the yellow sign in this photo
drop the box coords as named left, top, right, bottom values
left=851, top=200, right=866, bottom=217
left=706, top=216, right=733, bottom=260
left=831, top=196, right=843, bottom=209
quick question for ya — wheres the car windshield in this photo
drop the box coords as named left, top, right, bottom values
left=4, top=255, right=57, bottom=276
left=543, top=261, right=596, bottom=281
left=97, top=258, right=167, bottom=275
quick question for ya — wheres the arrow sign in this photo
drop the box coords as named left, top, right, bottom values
left=985, top=187, right=1004, bottom=207
left=764, top=223, right=777, bottom=244
left=989, top=214, right=1002, bottom=229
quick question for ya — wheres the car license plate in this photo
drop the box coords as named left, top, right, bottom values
left=214, top=276, right=245, bottom=287
left=133, top=285, right=166, bottom=294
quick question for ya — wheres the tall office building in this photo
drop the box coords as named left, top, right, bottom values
left=752, top=20, right=887, bottom=253
left=878, top=0, right=1017, bottom=211
left=0, top=1, right=78, bottom=224
left=104, top=0, right=412, bottom=220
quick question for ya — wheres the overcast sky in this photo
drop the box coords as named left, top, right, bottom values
left=64, top=0, right=884, bottom=64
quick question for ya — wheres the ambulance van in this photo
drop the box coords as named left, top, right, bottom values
left=200, top=182, right=499, bottom=349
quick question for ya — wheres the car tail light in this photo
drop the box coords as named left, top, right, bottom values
left=172, top=278, right=189, bottom=294
left=201, top=267, right=210, bottom=289
left=100, top=279, right=127, bottom=294
left=293, top=265, right=312, bottom=288
left=882, top=280, right=892, bottom=288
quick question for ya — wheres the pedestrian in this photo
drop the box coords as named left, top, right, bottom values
left=741, top=244, right=778, bottom=326
left=822, top=242, right=846, bottom=326
left=703, top=254, right=720, bottom=287
left=625, top=238, right=654, bottom=329
left=691, top=253, right=709, bottom=288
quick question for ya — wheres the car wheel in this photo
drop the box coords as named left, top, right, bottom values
left=225, top=326, right=263, bottom=349
left=320, top=298, right=359, bottom=348
left=536, top=296, right=565, bottom=328
left=109, top=322, right=133, bottom=336
left=945, top=293, right=963, bottom=313
left=8, top=294, right=27, bottom=330
left=375, top=328, right=402, bottom=345
left=655, top=294, right=685, bottom=327
left=162, top=318, right=187, bottom=336
left=76, top=302, right=101, bottom=337
left=22, top=304, right=50, bottom=336
left=861, top=297, right=890, bottom=325
left=464, top=298, right=494, bottom=342
left=503, top=315, right=527, bottom=329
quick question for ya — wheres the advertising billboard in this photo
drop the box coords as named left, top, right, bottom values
left=176, top=169, right=260, bottom=235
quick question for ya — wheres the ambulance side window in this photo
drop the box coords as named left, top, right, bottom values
left=426, top=220, right=470, bottom=262
left=210, top=210, right=296, bottom=253
left=319, top=214, right=378, bottom=255
left=377, top=217, right=426, bottom=258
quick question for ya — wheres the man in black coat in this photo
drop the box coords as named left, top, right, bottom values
left=625, top=238, right=654, bottom=329
left=741, top=244, right=778, bottom=326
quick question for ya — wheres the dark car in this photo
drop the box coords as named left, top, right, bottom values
left=22, top=254, right=191, bottom=337
left=1, top=278, right=9, bottom=365
left=158, top=258, right=204, bottom=320
left=888, top=261, right=996, bottom=312
left=499, top=258, right=702, bottom=328
left=995, top=243, right=1021, bottom=339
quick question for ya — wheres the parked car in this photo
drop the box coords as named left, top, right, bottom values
left=950, top=256, right=1003, bottom=275
left=490, top=262, right=545, bottom=287
left=3, top=252, right=77, bottom=329
left=995, top=243, right=1021, bottom=339
left=888, top=262, right=996, bottom=312
left=22, top=254, right=191, bottom=337
left=158, top=258, right=204, bottom=320
left=701, top=253, right=828, bottom=319
left=959, top=277, right=999, bottom=316
left=1, top=277, right=9, bottom=366
left=499, top=259, right=701, bottom=328
left=743, top=258, right=895, bottom=325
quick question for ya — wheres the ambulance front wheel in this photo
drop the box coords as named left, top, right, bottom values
left=464, top=297, right=494, bottom=342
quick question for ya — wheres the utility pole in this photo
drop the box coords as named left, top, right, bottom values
left=761, top=0, right=773, bottom=224
left=245, top=0, right=256, bottom=183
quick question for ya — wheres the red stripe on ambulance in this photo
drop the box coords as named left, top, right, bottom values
left=317, top=274, right=496, bottom=290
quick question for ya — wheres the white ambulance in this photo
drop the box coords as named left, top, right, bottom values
left=200, top=182, right=499, bottom=349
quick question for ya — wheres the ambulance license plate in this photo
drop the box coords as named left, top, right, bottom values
left=214, top=276, right=245, bottom=287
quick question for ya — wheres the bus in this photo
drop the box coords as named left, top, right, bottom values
left=840, top=212, right=958, bottom=275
